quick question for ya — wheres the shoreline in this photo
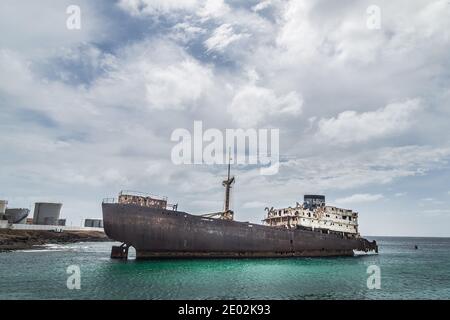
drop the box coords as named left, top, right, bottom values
left=0, top=229, right=110, bottom=252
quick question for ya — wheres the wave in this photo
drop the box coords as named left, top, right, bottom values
left=353, top=250, right=378, bottom=256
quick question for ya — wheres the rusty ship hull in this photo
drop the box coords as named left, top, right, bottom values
left=102, top=203, right=378, bottom=259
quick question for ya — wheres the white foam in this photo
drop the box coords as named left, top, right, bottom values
left=15, top=242, right=105, bottom=253
left=353, top=250, right=378, bottom=256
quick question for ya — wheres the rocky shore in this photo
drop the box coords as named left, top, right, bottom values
left=0, top=229, right=110, bottom=252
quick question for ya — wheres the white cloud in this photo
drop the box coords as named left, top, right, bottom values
left=335, top=194, right=384, bottom=205
left=252, top=0, right=273, bottom=12
left=170, top=22, right=206, bottom=43
left=317, top=99, right=421, bottom=144
left=0, top=0, right=105, bottom=55
left=2, top=0, right=450, bottom=235
left=87, top=40, right=215, bottom=112
left=196, top=0, right=230, bottom=20
left=275, top=1, right=319, bottom=60
left=242, top=201, right=267, bottom=209
left=204, top=24, right=248, bottom=53
left=117, top=0, right=199, bottom=17
left=228, top=85, right=303, bottom=127
left=118, top=0, right=231, bottom=21
left=281, top=145, right=450, bottom=192
left=0, top=40, right=215, bottom=119
left=423, top=209, right=450, bottom=216
left=144, top=59, right=213, bottom=110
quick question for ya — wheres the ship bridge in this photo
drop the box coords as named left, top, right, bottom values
left=264, top=195, right=360, bottom=238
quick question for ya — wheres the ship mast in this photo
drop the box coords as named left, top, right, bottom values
left=222, top=149, right=235, bottom=220
left=200, top=148, right=235, bottom=220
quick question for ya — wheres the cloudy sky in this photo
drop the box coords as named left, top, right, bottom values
left=1, top=0, right=450, bottom=236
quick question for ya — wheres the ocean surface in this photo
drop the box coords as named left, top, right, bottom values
left=0, top=237, right=449, bottom=300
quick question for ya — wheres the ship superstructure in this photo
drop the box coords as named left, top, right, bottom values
left=264, top=195, right=359, bottom=239
left=116, top=190, right=178, bottom=211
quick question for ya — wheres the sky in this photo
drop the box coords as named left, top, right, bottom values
left=1, top=0, right=450, bottom=236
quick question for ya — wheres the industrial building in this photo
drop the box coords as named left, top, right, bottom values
left=1, top=200, right=30, bottom=224
left=0, top=200, right=74, bottom=231
left=33, top=203, right=63, bottom=226
left=5, top=208, right=30, bottom=224
left=0, top=200, right=7, bottom=220
left=84, top=219, right=103, bottom=228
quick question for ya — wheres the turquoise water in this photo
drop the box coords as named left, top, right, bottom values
left=0, top=237, right=449, bottom=300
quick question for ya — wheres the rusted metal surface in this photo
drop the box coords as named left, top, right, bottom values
left=118, top=194, right=167, bottom=209
left=114, top=191, right=178, bottom=211
left=103, top=203, right=378, bottom=259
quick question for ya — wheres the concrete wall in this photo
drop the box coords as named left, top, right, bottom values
left=33, top=203, right=62, bottom=225
left=10, top=224, right=103, bottom=232
left=0, top=220, right=8, bottom=229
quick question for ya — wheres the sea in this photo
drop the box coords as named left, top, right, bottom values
left=0, top=237, right=449, bottom=300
